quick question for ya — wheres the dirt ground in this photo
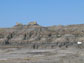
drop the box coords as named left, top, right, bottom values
left=0, top=47, right=84, bottom=63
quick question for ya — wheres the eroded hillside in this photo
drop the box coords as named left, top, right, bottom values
left=0, top=22, right=84, bottom=48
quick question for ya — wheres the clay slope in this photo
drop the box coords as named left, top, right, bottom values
left=0, top=22, right=84, bottom=48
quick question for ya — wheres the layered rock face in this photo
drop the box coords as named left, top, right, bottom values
left=0, top=22, right=84, bottom=48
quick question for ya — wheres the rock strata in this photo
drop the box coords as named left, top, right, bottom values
left=0, top=22, right=84, bottom=48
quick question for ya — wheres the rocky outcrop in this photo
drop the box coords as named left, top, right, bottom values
left=0, top=22, right=84, bottom=48
left=28, top=21, right=38, bottom=26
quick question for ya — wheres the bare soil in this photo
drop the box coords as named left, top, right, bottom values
left=0, top=47, right=84, bottom=63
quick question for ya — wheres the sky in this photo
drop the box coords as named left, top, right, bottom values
left=0, top=0, right=84, bottom=27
